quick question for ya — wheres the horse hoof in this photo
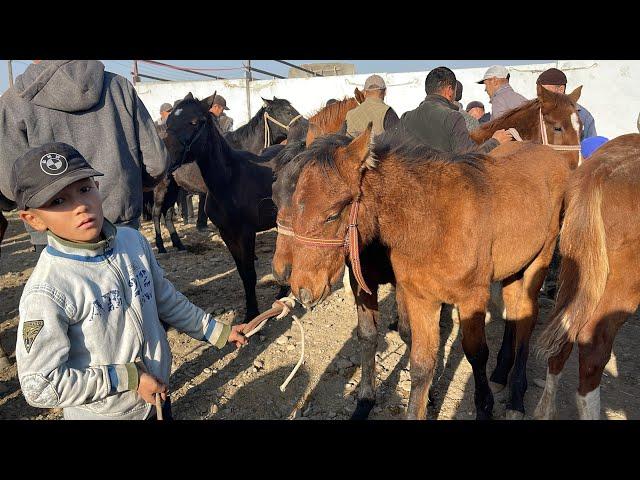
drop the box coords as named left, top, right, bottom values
left=388, top=320, right=399, bottom=331
left=475, top=411, right=493, bottom=421
left=351, top=399, right=375, bottom=420
left=505, top=410, right=525, bottom=420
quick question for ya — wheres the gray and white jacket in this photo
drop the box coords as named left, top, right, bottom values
left=16, top=221, right=231, bottom=420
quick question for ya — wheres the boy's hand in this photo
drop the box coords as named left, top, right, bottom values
left=137, top=372, right=168, bottom=404
left=228, top=324, right=249, bottom=349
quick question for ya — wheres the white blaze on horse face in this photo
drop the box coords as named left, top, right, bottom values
left=174, top=108, right=183, bottom=116
left=576, top=387, right=600, bottom=420
left=571, top=112, right=580, bottom=138
left=533, top=369, right=561, bottom=420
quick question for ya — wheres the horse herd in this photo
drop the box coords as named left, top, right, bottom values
left=2, top=85, right=639, bottom=420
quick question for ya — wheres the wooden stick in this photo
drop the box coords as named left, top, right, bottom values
left=155, top=393, right=163, bottom=421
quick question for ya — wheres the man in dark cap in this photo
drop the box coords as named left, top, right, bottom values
left=209, top=94, right=234, bottom=133
left=453, top=80, right=480, bottom=132
left=156, top=102, right=173, bottom=127
left=401, top=66, right=512, bottom=153
left=344, top=74, right=399, bottom=138
left=466, top=101, right=491, bottom=124
left=537, top=68, right=597, bottom=140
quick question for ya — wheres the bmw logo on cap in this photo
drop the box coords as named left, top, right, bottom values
left=40, top=153, right=69, bottom=176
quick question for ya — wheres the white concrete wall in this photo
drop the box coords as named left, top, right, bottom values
left=135, top=61, right=640, bottom=139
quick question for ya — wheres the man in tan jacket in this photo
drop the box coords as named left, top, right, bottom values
left=343, top=74, right=399, bottom=137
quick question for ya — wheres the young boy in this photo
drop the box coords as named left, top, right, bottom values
left=13, top=142, right=248, bottom=420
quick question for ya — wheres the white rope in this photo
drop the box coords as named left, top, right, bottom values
left=263, top=113, right=303, bottom=149
left=243, top=296, right=295, bottom=338
left=280, top=315, right=305, bottom=392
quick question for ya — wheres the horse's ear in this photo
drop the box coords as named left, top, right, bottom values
left=354, top=88, right=365, bottom=104
left=305, top=122, right=322, bottom=147
left=262, top=97, right=270, bottom=107
left=184, top=92, right=194, bottom=101
left=273, top=96, right=279, bottom=100
left=567, top=85, right=582, bottom=104
left=336, top=123, right=373, bottom=184
left=537, top=85, right=557, bottom=112
left=201, top=90, right=217, bottom=110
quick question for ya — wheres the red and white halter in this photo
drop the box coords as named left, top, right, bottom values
left=509, top=108, right=582, bottom=165
left=284, top=201, right=372, bottom=295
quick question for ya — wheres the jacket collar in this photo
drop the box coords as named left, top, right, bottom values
left=491, top=83, right=514, bottom=100
left=363, top=96, right=384, bottom=105
left=46, top=219, right=117, bottom=261
left=422, top=94, right=457, bottom=111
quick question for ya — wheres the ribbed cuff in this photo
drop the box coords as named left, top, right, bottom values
left=203, top=317, right=231, bottom=349
left=107, top=363, right=140, bottom=393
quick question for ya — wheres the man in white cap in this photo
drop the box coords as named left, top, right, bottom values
left=477, top=65, right=528, bottom=120
left=343, top=74, right=399, bottom=138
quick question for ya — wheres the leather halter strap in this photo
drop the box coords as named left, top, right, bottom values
left=293, top=200, right=372, bottom=295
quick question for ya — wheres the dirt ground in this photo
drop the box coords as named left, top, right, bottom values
left=1, top=208, right=639, bottom=420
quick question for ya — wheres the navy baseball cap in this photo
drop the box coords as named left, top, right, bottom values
left=11, top=142, right=103, bottom=210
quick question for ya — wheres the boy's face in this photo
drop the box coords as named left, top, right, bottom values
left=19, top=177, right=104, bottom=243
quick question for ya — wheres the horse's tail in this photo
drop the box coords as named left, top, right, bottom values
left=536, top=171, right=609, bottom=359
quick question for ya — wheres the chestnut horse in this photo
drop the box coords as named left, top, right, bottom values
left=305, top=88, right=364, bottom=146
left=471, top=85, right=583, bottom=148
left=535, top=133, right=640, bottom=420
left=273, top=88, right=583, bottom=419
left=286, top=123, right=579, bottom=419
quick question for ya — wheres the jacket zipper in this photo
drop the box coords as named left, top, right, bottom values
left=103, top=240, right=145, bottom=351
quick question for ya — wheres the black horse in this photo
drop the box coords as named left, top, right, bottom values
left=0, top=191, right=15, bottom=258
left=224, top=97, right=303, bottom=154
left=164, top=91, right=297, bottom=320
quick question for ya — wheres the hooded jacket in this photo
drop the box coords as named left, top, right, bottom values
left=16, top=221, right=231, bottom=419
left=0, top=60, right=169, bottom=242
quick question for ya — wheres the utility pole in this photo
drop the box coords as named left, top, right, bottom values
left=132, top=60, right=140, bottom=85
left=245, top=60, right=252, bottom=124
left=7, top=60, right=13, bottom=88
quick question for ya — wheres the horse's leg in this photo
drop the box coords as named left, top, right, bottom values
left=177, top=189, right=189, bottom=225
left=152, top=196, right=167, bottom=255
left=187, top=194, right=195, bottom=221
left=196, top=195, right=208, bottom=231
left=165, top=206, right=186, bottom=251
left=534, top=342, right=573, bottom=420
left=457, top=292, right=494, bottom=420
left=0, top=211, right=7, bottom=258
left=350, top=266, right=380, bottom=420
left=489, top=275, right=522, bottom=395
left=396, top=286, right=441, bottom=420
left=218, top=227, right=259, bottom=321
left=504, top=248, right=557, bottom=419
left=575, top=274, right=638, bottom=420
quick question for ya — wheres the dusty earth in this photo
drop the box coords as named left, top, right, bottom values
left=1, top=208, right=639, bottom=420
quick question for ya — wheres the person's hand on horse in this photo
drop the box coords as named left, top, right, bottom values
left=229, top=324, right=249, bottom=348
left=492, top=129, right=514, bottom=144
left=137, top=372, right=168, bottom=404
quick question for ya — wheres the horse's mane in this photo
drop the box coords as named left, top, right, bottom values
left=224, top=105, right=267, bottom=144
left=470, top=98, right=540, bottom=142
left=301, top=131, right=486, bottom=176
left=372, top=129, right=487, bottom=173
left=309, top=97, right=359, bottom=132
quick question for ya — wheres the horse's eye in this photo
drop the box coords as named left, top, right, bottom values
left=326, top=212, right=340, bottom=223
left=554, top=126, right=562, bottom=132
left=190, top=119, right=198, bottom=126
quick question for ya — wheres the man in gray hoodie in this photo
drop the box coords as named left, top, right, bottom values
left=0, top=60, right=170, bottom=251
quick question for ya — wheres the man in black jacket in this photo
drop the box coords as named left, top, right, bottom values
left=401, top=66, right=512, bottom=153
